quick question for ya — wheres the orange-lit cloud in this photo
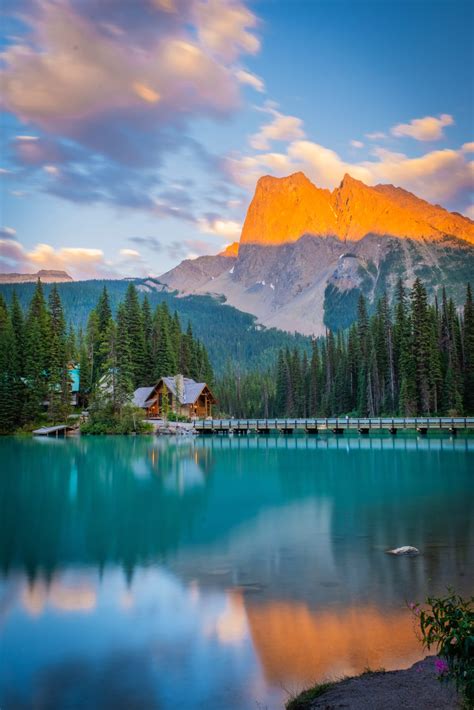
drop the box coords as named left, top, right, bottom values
left=229, top=131, right=474, bottom=214
left=0, top=0, right=259, bottom=138
left=235, top=68, right=265, bottom=93
left=249, top=104, right=305, bottom=151
left=391, top=113, right=454, bottom=142
left=133, top=82, right=160, bottom=104
left=198, top=217, right=242, bottom=238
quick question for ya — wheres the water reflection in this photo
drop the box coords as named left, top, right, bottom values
left=0, top=435, right=473, bottom=709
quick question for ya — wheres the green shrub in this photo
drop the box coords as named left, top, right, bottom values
left=167, top=412, right=190, bottom=422
left=412, top=590, right=474, bottom=707
left=81, top=403, right=153, bottom=435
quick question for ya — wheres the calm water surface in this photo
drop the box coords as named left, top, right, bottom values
left=0, top=434, right=473, bottom=709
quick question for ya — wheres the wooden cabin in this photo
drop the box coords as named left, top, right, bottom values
left=133, top=375, right=216, bottom=419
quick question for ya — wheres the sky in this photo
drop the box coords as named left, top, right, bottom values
left=0, top=0, right=473, bottom=279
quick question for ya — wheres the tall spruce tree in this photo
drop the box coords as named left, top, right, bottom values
left=463, top=284, right=474, bottom=414
left=0, top=296, right=17, bottom=432
left=23, top=280, right=51, bottom=421
left=47, top=285, right=70, bottom=422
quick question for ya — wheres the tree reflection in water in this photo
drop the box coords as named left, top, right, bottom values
left=0, top=435, right=472, bottom=709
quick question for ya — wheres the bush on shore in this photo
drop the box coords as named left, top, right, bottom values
left=81, top=403, right=153, bottom=435
left=412, top=590, right=474, bottom=708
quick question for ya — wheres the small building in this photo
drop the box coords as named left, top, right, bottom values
left=133, top=375, right=216, bottom=419
left=69, top=364, right=80, bottom=406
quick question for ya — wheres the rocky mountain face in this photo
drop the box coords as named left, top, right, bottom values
left=0, top=269, right=73, bottom=284
left=160, top=173, right=474, bottom=335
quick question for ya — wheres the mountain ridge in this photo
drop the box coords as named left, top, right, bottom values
left=240, top=172, right=474, bottom=245
left=0, top=269, right=73, bottom=284
left=159, top=172, right=474, bottom=335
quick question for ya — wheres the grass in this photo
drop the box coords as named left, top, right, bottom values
left=285, top=667, right=386, bottom=709
left=285, top=682, right=333, bottom=710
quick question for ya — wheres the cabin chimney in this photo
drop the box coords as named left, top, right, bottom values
left=175, top=374, right=184, bottom=403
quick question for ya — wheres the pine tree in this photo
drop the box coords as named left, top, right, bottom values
left=115, top=303, right=134, bottom=409
left=463, top=284, right=474, bottom=414
left=308, top=341, right=320, bottom=415
left=0, top=296, right=17, bottom=432
left=124, top=283, right=146, bottom=388
left=141, top=296, right=154, bottom=384
left=394, top=280, right=416, bottom=415
left=23, top=280, right=51, bottom=421
left=153, top=304, right=177, bottom=379
left=47, top=285, right=70, bottom=422
left=410, top=279, right=432, bottom=413
left=356, top=294, right=369, bottom=415
left=275, top=349, right=287, bottom=415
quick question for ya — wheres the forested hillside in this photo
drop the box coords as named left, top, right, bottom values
left=0, top=279, right=311, bottom=373
left=217, top=280, right=474, bottom=418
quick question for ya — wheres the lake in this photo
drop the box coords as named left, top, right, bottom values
left=0, top=434, right=472, bottom=709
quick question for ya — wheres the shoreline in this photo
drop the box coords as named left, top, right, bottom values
left=286, top=656, right=460, bottom=709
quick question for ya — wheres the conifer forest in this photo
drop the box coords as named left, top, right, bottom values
left=0, top=278, right=473, bottom=433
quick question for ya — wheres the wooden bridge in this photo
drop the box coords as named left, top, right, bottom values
left=194, top=417, right=474, bottom=436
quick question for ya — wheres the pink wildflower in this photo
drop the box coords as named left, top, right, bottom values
left=435, top=658, right=449, bottom=675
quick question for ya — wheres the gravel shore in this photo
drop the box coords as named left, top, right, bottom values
left=294, top=656, right=460, bottom=709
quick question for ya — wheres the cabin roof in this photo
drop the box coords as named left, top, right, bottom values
left=132, top=376, right=215, bottom=408
left=132, top=386, right=155, bottom=408
left=162, top=376, right=208, bottom=404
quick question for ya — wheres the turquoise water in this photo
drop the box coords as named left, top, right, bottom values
left=0, top=434, right=472, bottom=709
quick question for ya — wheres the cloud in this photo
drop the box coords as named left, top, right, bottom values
left=249, top=105, right=305, bottom=151
left=228, top=137, right=474, bottom=211
left=198, top=217, right=242, bottom=238
left=462, top=142, right=474, bottom=153
left=165, top=238, right=216, bottom=261
left=1, top=0, right=260, bottom=208
left=235, top=68, right=265, bottom=92
left=391, top=114, right=454, bottom=142
left=129, top=236, right=163, bottom=253
left=365, top=131, right=386, bottom=140
left=350, top=140, right=364, bottom=149
left=0, top=227, right=17, bottom=239
left=194, top=0, right=260, bottom=62
left=0, top=240, right=149, bottom=279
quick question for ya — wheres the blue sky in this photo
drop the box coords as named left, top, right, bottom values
left=1, top=0, right=472, bottom=278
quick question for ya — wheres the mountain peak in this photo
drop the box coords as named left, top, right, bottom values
left=240, top=172, right=474, bottom=245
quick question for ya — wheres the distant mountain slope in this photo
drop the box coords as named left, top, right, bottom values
left=0, top=269, right=73, bottom=284
left=160, top=172, right=474, bottom=335
left=0, top=278, right=311, bottom=372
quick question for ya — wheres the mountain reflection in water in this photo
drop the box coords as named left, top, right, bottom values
left=0, top=435, right=472, bottom=710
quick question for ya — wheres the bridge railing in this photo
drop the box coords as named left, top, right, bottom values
left=193, top=417, right=474, bottom=430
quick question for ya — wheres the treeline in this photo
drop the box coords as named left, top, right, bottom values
left=0, top=279, right=312, bottom=373
left=217, top=280, right=474, bottom=418
left=0, top=281, right=213, bottom=433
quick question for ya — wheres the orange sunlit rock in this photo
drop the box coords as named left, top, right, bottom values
left=219, top=241, right=240, bottom=257
left=245, top=601, right=423, bottom=685
left=240, top=172, right=474, bottom=245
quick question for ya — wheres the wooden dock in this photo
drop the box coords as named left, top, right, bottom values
left=33, top=425, right=76, bottom=437
left=194, top=417, right=474, bottom=436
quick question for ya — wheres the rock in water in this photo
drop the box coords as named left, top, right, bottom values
left=386, top=546, right=420, bottom=556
